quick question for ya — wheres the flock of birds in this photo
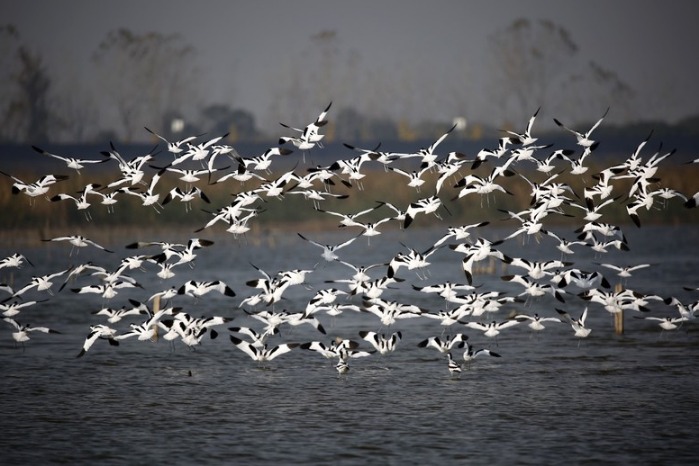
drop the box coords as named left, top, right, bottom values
left=2, top=102, right=699, bottom=376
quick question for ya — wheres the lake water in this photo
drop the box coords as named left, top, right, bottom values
left=2, top=224, right=699, bottom=465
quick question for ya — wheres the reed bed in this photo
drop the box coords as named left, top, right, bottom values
left=1, top=158, right=698, bottom=248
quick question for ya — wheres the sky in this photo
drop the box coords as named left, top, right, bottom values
left=3, top=0, right=698, bottom=139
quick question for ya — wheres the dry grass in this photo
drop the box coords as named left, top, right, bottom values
left=1, top=159, right=699, bottom=248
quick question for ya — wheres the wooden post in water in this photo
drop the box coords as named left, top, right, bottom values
left=614, top=282, right=624, bottom=335
left=151, top=294, right=160, bottom=341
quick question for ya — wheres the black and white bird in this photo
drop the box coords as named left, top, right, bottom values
left=417, top=334, right=468, bottom=354
left=177, top=280, right=236, bottom=298
left=553, top=107, right=609, bottom=148
left=32, top=145, right=109, bottom=173
left=297, top=232, right=360, bottom=263
left=556, top=307, right=592, bottom=338
left=3, top=317, right=60, bottom=348
left=77, top=324, right=119, bottom=357
left=42, top=235, right=114, bottom=255
left=462, top=342, right=501, bottom=367
left=513, top=313, right=562, bottom=331
left=358, top=330, right=402, bottom=355
left=229, top=335, right=298, bottom=363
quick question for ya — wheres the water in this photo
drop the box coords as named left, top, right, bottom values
left=2, top=224, right=699, bottom=465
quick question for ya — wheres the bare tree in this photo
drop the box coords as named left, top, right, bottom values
left=91, top=28, right=199, bottom=141
left=14, top=47, right=53, bottom=142
left=559, top=60, right=637, bottom=124
left=487, top=18, right=579, bottom=127
left=0, top=25, right=23, bottom=141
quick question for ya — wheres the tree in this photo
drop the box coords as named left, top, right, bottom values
left=14, top=46, right=52, bottom=142
left=487, top=18, right=579, bottom=127
left=91, top=28, right=199, bottom=141
left=200, top=104, right=258, bottom=141
left=487, top=18, right=638, bottom=128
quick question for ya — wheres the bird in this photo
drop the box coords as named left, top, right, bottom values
left=417, top=334, right=468, bottom=354
left=72, top=281, right=143, bottom=300
left=553, top=107, right=609, bottom=147
left=229, top=335, right=298, bottom=363
left=299, top=337, right=364, bottom=360
left=387, top=242, right=441, bottom=279
left=464, top=320, right=520, bottom=339
left=447, top=352, right=462, bottom=375
left=297, top=232, right=360, bottom=263
left=634, top=315, right=686, bottom=331
left=177, top=280, right=236, bottom=298
left=11, top=268, right=71, bottom=298
left=31, top=145, right=109, bottom=173
left=0, top=299, right=46, bottom=318
left=1, top=171, right=69, bottom=202
left=513, top=313, right=562, bottom=331
left=358, top=330, right=402, bottom=355
left=41, top=235, right=114, bottom=255
left=556, top=307, right=592, bottom=338
left=77, top=324, right=119, bottom=357
left=505, top=107, right=540, bottom=146
left=432, top=222, right=490, bottom=248
left=462, top=342, right=501, bottom=367
left=279, top=102, right=332, bottom=158
left=49, top=183, right=103, bottom=221
left=0, top=253, right=33, bottom=270
left=597, top=262, right=651, bottom=279
left=92, top=302, right=149, bottom=324
left=3, top=317, right=60, bottom=348
left=144, top=126, right=203, bottom=154
left=161, top=186, right=211, bottom=212
left=361, top=297, right=424, bottom=326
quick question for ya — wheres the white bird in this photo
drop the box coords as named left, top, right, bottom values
left=12, top=268, right=70, bottom=298
left=49, top=183, right=103, bottom=221
left=161, top=186, right=211, bottom=212
left=41, top=235, right=114, bottom=255
left=32, top=145, right=109, bottom=173
left=92, top=302, right=149, bottom=323
left=505, top=107, right=540, bottom=146
left=513, top=313, right=562, bottom=331
left=464, top=319, right=520, bottom=339
left=0, top=299, right=45, bottom=318
left=144, top=126, right=203, bottom=154
left=228, top=326, right=279, bottom=349
left=177, top=280, right=236, bottom=298
left=229, top=335, right=298, bottom=363
left=114, top=308, right=172, bottom=342
left=635, top=315, right=686, bottom=331
left=462, top=342, right=501, bottom=366
left=297, top=232, right=360, bottom=262
left=417, top=334, right=468, bottom=354
left=279, top=102, right=332, bottom=156
left=501, top=274, right=566, bottom=303
left=118, top=168, right=166, bottom=212
left=77, top=324, right=119, bottom=357
left=432, top=222, right=490, bottom=248
left=361, top=297, right=424, bottom=326
left=3, top=317, right=60, bottom=348
left=1, top=171, right=69, bottom=201
left=447, top=352, right=462, bottom=375
left=358, top=330, right=402, bottom=355
left=553, top=107, right=609, bottom=147
left=0, top=253, right=33, bottom=270
left=597, top=262, right=651, bottom=279
left=556, top=307, right=592, bottom=338
left=72, top=281, right=143, bottom=300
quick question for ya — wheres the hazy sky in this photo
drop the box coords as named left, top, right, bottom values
left=4, top=0, right=698, bottom=135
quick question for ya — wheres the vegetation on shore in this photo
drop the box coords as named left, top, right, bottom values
left=1, top=158, right=698, bottom=249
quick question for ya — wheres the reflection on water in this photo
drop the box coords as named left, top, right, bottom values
left=1, top=225, right=699, bottom=465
